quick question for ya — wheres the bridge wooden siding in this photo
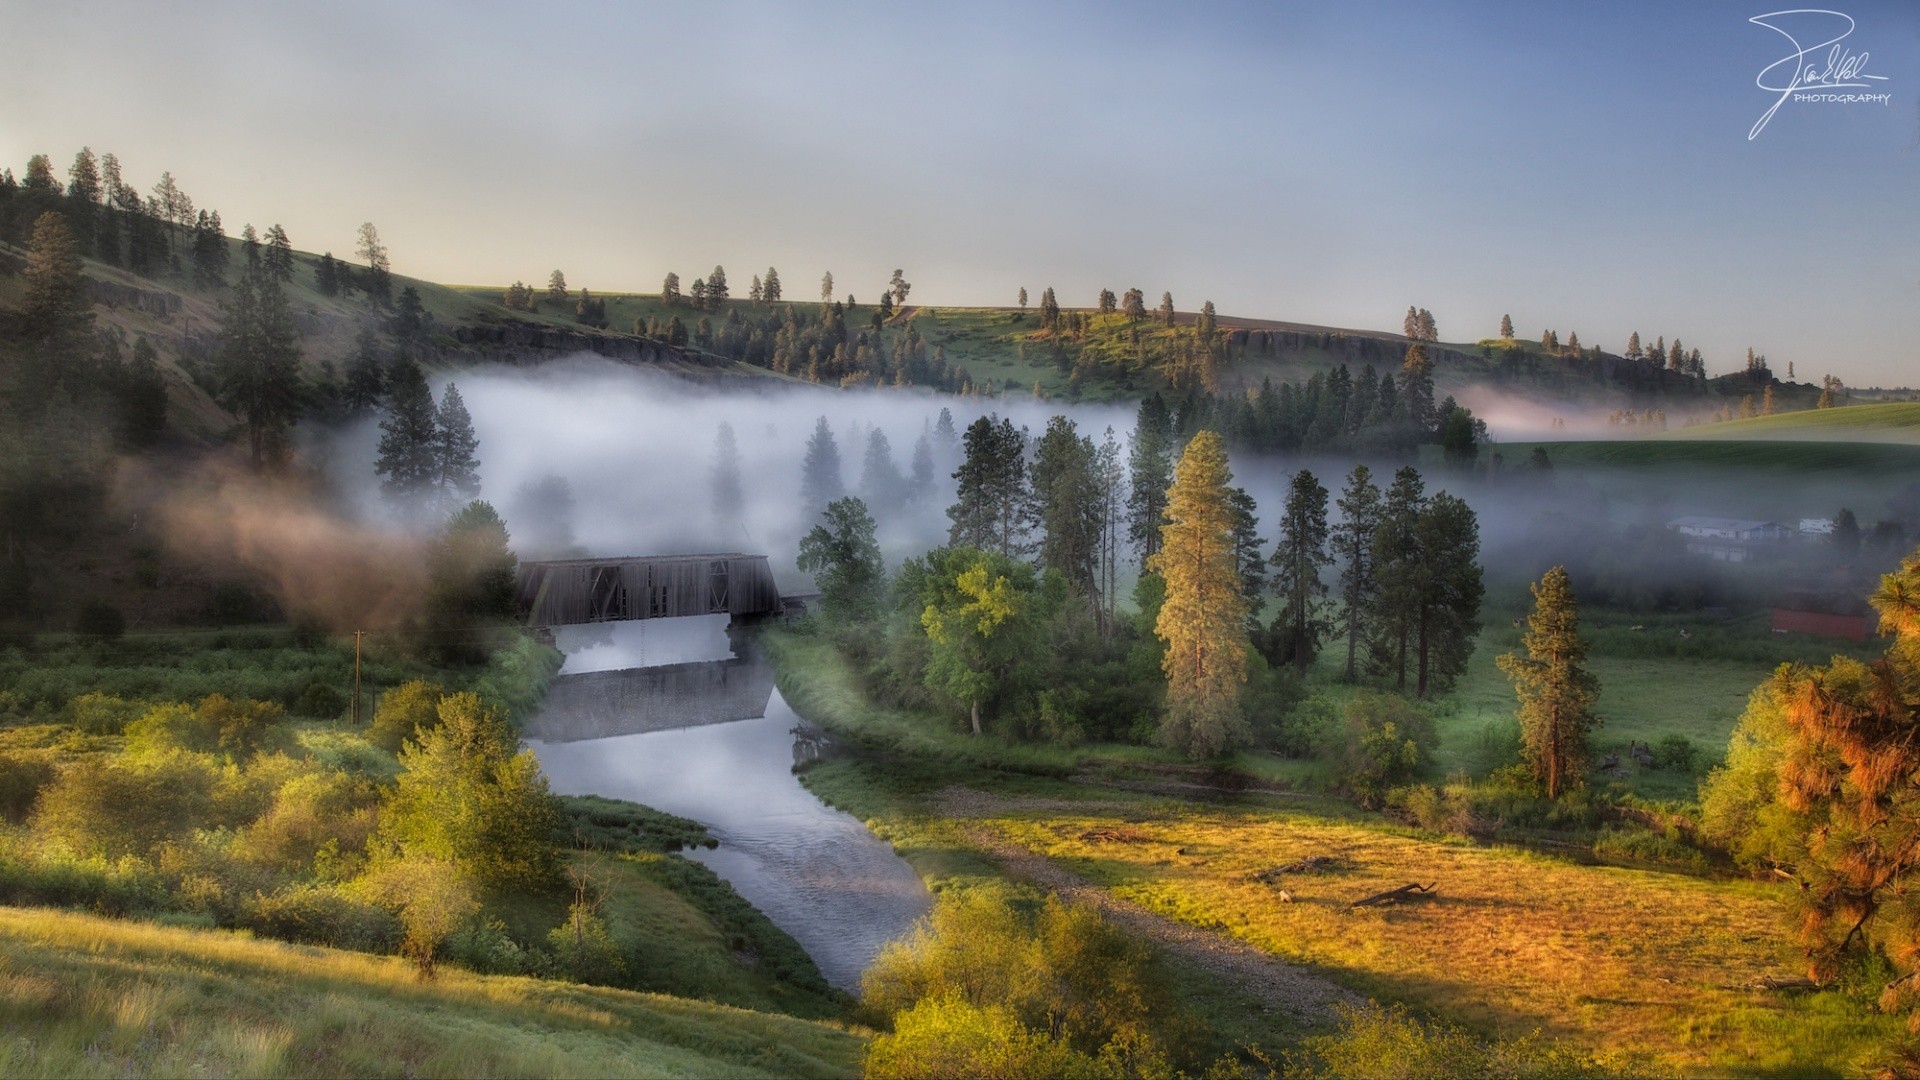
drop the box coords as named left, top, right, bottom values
left=517, top=553, right=782, bottom=628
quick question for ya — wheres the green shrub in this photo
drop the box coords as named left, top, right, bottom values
left=1591, top=825, right=1710, bottom=873
left=1653, top=734, right=1698, bottom=774
left=1335, top=693, right=1434, bottom=807
left=68, top=691, right=144, bottom=734
left=75, top=602, right=125, bottom=643
left=0, top=752, right=55, bottom=823
left=864, top=990, right=1108, bottom=1080
left=32, top=751, right=223, bottom=859
left=367, top=680, right=444, bottom=752
left=246, top=883, right=399, bottom=953
left=291, top=680, right=347, bottom=719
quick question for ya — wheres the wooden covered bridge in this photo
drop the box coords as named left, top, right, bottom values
left=516, top=553, right=784, bottom=628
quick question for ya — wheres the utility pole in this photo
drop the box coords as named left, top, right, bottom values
left=352, top=630, right=364, bottom=726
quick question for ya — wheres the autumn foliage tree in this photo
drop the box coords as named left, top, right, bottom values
left=1150, top=430, right=1250, bottom=758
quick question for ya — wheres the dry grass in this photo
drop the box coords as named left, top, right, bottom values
left=958, top=798, right=1898, bottom=1076
left=0, top=904, right=864, bottom=1078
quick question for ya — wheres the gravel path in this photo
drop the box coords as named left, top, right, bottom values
left=936, top=787, right=1364, bottom=1029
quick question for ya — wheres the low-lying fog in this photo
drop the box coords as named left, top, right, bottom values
left=309, top=356, right=1917, bottom=604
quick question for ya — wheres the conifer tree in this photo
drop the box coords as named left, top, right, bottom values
left=1029, top=415, right=1102, bottom=606
left=317, top=253, right=342, bottom=296
left=1401, top=342, right=1435, bottom=434
left=1158, top=291, right=1174, bottom=326
left=1625, top=331, right=1642, bottom=359
left=218, top=266, right=303, bottom=468
left=707, top=265, right=729, bottom=303
left=1270, top=469, right=1331, bottom=675
left=1500, top=314, right=1514, bottom=339
left=241, top=224, right=261, bottom=266
left=377, top=360, right=441, bottom=508
left=910, top=432, right=936, bottom=504
left=1498, top=566, right=1598, bottom=799
left=434, top=383, right=481, bottom=500
left=1097, top=288, right=1117, bottom=315
left=1413, top=492, right=1483, bottom=698
left=1039, top=287, right=1060, bottom=329
left=860, top=427, right=905, bottom=509
left=1122, top=287, right=1147, bottom=322
left=661, top=272, right=681, bottom=306
left=820, top=271, right=833, bottom=306
left=797, top=496, right=884, bottom=623
left=1017, top=286, right=1028, bottom=312
left=1151, top=430, right=1250, bottom=759
left=800, top=415, right=845, bottom=519
left=1331, top=465, right=1383, bottom=681
left=547, top=270, right=568, bottom=304
left=1126, top=393, right=1176, bottom=569
left=357, top=222, right=391, bottom=306
left=763, top=266, right=781, bottom=303
left=22, top=211, right=91, bottom=358
left=343, top=327, right=386, bottom=416
left=1370, top=466, right=1427, bottom=690
left=264, top=224, right=293, bottom=282
left=115, top=336, right=168, bottom=447
left=1228, top=486, right=1265, bottom=626
left=1404, top=306, right=1420, bottom=339
left=889, top=268, right=910, bottom=307
left=947, top=415, right=1028, bottom=557
left=711, top=422, right=745, bottom=533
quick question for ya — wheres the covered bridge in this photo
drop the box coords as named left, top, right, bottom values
left=517, top=554, right=783, bottom=628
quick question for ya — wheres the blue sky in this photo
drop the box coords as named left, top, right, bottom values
left=4, top=1, right=1915, bottom=383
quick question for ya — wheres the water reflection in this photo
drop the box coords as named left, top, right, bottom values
left=527, top=621, right=929, bottom=990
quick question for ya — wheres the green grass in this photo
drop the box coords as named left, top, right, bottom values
left=1664, top=402, right=1920, bottom=442
left=1500, top=438, right=1920, bottom=476
left=0, top=904, right=865, bottom=1078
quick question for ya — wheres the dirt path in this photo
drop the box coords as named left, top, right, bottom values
left=936, top=787, right=1364, bottom=1029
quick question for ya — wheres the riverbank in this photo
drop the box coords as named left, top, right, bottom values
left=767, top=625, right=1900, bottom=1075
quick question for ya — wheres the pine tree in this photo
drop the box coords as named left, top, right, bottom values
left=1029, top=415, right=1102, bottom=607
left=1039, top=287, right=1060, bottom=329
left=763, top=266, right=781, bottom=303
left=707, top=265, right=729, bottom=304
left=1498, top=566, right=1599, bottom=799
left=1331, top=465, right=1383, bottom=681
left=377, top=360, right=441, bottom=508
left=1122, top=288, right=1147, bottom=322
left=547, top=270, right=568, bottom=304
left=1413, top=492, right=1483, bottom=698
left=1401, top=343, right=1435, bottom=434
left=1017, top=286, right=1028, bottom=312
left=342, top=326, right=386, bottom=416
left=1499, top=314, right=1514, bottom=339
left=1151, top=430, right=1250, bottom=759
left=711, top=422, right=745, bottom=534
left=909, top=432, right=936, bottom=504
left=1762, top=384, right=1777, bottom=416
left=1625, top=331, right=1642, bottom=359
left=1370, top=466, right=1427, bottom=690
left=947, top=415, right=1028, bottom=557
left=889, top=268, right=910, bottom=307
left=1126, top=393, right=1176, bottom=569
left=820, top=271, right=833, bottom=306
left=1158, top=292, right=1175, bottom=326
left=434, top=383, right=481, bottom=500
left=1269, top=469, right=1331, bottom=675
left=357, top=222, right=391, bottom=306
left=317, top=253, right=342, bottom=296
left=115, top=336, right=168, bottom=447
left=859, top=427, right=905, bottom=509
left=797, top=497, right=884, bottom=623
left=1404, top=306, right=1420, bottom=339
left=21, top=211, right=92, bottom=358
left=1097, top=288, right=1117, bottom=315
left=800, top=416, right=844, bottom=520
left=661, top=272, right=681, bottom=306
left=218, top=266, right=303, bottom=468
left=241, top=224, right=260, bottom=266
left=264, top=224, right=293, bottom=281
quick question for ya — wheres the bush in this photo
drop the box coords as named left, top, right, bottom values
left=865, top=991, right=1106, bottom=1080
left=291, top=680, right=347, bottom=719
left=368, top=680, right=444, bottom=752
left=0, top=752, right=55, bottom=823
left=1591, top=825, right=1710, bottom=873
left=1336, top=693, right=1434, bottom=807
left=68, top=691, right=144, bottom=734
left=246, top=883, right=399, bottom=953
left=1653, top=734, right=1698, bottom=774
left=32, top=751, right=222, bottom=859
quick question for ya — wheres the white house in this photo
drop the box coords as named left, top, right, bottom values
left=1668, top=516, right=1792, bottom=562
left=1800, top=518, right=1836, bottom=536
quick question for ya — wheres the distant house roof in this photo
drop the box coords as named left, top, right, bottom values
left=1668, top=516, right=1787, bottom=532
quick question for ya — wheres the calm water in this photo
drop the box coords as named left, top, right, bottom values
left=525, top=619, right=929, bottom=990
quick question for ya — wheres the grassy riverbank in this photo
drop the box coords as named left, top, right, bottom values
left=0, top=905, right=865, bottom=1078
left=770, top=625, right=1900, bottom=1075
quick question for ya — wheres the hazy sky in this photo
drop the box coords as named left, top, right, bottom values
left=4, top=1, right=1916, bottom=383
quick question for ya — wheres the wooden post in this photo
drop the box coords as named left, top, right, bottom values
left=352, top=630, right=364, bottom=726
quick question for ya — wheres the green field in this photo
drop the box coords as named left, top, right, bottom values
left=1663, top=402, right=1920, bottom=443
left=0, top=905, right=864, bottom=1078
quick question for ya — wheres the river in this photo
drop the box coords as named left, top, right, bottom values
left=523, top=618, right=930, bottom=991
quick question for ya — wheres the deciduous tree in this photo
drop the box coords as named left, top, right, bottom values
left=798, top=496, right=885, bottom=623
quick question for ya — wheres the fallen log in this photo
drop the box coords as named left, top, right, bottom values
left=1747, top=975, right=1819, bottom=992
left=1348, top=882, right=1437, bottom=909
left=1280, top=855, right=1344, bottom=874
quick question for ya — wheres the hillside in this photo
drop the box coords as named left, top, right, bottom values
left=0, top=905, right=864, bottom=1078
left=1662, top=402, right=1920, bottom=443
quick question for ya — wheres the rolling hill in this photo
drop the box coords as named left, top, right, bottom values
left=1661, top=402, right=1920, bottom=443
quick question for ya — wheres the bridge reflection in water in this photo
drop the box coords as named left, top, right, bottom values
left=524, top=651, right=776, bottom=742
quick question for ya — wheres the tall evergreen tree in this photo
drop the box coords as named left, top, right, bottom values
left=342, top=326, right=386, bottom=416
left=1029, top=415, right=1102, bottom=607
left=1158, top=291, right=1174, bottom=325
left=859, top=427, right=905, bottom=509
left=909, top=432, right=936, bottom=504
left=218, top=266, right=303, bottom=468
left=819, top=271, right=833, bottom=306
left=1498, top=566, right=1598, bottom=799
left=661, top=272, right=681, bottom=306
left=357, top=222, right=391, bottom=306
left=1401, top=343, right=1435, bottom=435
left=1412, top=492, right=1483, bottom=698
left=799, top=415, right=845, bottom=520
left=376, top=360, right=441, bottom=508
left=1370, top=466, right=1427, bottom=691
left=707, top=265, right=729, bottom=304
left=1500, top=314, right=1514, bottom=339
left=1270, top=469, right=1331, bottom=675
left=21, top=211, right=92, bottom=362
left=797, top=496, right=884, bottom=623
left=1126, top=393, right=1176, bottom=569
left=1228, top=486, right=1264, bottom=633
left=1330, top=465, right=1384, bottom=681
left=1151, top=430, right=1250, bottom=759
left=115, top=336, right=168, bottom=447
left=434, top=383, right=481, bottom=501
left=762, top=266, right=782, bottom=303
left=947, top=415, right=1028, bottom=558
left=264, top=224, right=294, bottom=282
left=711, top=421, right=745, bottom=534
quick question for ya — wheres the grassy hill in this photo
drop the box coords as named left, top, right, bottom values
left=1663, top=402, right=1920, bottom=443
left=0, top=905, right=864, bottom=1078
left=1498, top=437, right=1920, bottom=476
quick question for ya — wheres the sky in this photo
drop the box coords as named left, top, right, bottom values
left=3, top=0, right=1916, bottom=384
